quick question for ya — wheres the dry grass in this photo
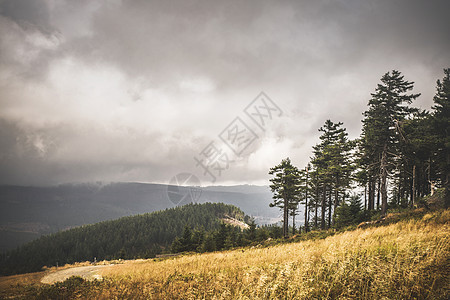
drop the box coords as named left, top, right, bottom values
left=0, top=271, right=44, bottom=291
left=0, top=260, right=120, bottom=298
left=0, top=270, right=49, bottom=299
left=93, top=209, right=449, bottom=299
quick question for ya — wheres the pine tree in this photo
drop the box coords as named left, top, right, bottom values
left=246, top=219, right=257, bottom=241
left=269, top=158, right=301, bottom=238
left=334, top=195, right=362, bottom=228
left=191, top=228, right=205, bottom=252
left=400, top=111, right=436, bottom=204
left=361, top=70, right=420, bottom=215
left=311, top=120, right=354, bottom=228
left=215, top=223, right=228, bottom=250
left=432, top=68, right=450, bottom=201
left=200, top=234, right=216, bottom=252
left=170, top=237, right=183, bottom=253
left=180, top=225, right=193, bottom=251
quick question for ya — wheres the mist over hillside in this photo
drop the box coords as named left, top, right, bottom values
left=0, top=182, right=283, bottom=252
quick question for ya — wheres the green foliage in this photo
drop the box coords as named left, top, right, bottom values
left=200, top=233, right=216, bottom=252
left=269, top=157, right=302, bottom=238
left=171, top=222, right=247, bottom=253
left=246, top=219, right=257, bottom=241
left=432, top=68, right=450, bottom=198
left=170, top=218, right=285, bottom=254
left=310, top=120, right=354, bottom=229
left=360, top=70, right=420, bottom=215
left=334, top=195, right=363, bottom=229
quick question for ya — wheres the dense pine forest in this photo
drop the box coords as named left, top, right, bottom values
left=268, top=69, right=449, bottom=238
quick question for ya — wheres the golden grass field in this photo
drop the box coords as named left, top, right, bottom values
left=94, top=209, right=449, bottom=299
left=1, top=209, right=449, bottom=299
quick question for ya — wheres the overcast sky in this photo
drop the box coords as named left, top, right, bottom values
left=0, top=0, right=449, bottom=186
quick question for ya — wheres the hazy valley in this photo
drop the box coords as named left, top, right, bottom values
left=0, top=183, right=279, bottom=252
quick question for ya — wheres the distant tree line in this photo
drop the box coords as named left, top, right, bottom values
left=269, top=68, right=449, bottom=237
left=170, top=220, right=283, bottom=254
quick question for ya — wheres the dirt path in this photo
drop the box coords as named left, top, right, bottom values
left=41, top=265, right=110, bottom=284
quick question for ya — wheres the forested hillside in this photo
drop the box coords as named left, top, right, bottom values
left=0, top=203, right=245, bottom=275
left=0, top=183, right=275, bottom=252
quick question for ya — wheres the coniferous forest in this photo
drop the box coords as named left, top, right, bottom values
left=268, top=68, right=449, bottom=237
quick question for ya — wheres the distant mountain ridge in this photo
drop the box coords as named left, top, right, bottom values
left=0, top=182, right=279, bottom=252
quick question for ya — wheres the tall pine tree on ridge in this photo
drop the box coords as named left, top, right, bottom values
left=361, top=70, right=420, bottom=215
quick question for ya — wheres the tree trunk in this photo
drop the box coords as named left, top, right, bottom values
left=412, top=165, right=416, bottom=208
left=446, top=152, right=450, bottom=208
left=403, top=175, right=409, bottom=207
left=283, top=197, right=289, bottom=238
left=380, top=144, right=388, bottom=216
left=409, top=178, right=413, bottom=206
left=304, top=167, right=309, bottom=233
left=368, top=175, right=375, bottom=210
left=321, top=185, right=326, bottom=230
left=428, top=157, right=431, bottom=195
left=364, top=183, right=367, bottom=211
left=292, top=212, right=296, bottom=235
left=314, top=187, right=318, bottom=229
left=328, top=188, right=332, bottom=228
left=377, top=176, right=381, bottom=210
left=333, top=176, right=339, bottom=226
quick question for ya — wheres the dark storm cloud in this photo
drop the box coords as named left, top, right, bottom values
left=0, top=0, right=449, bottom=185
left=0, top=0, right=52, bottom=31
left=0, top=116, right=204, bottom=185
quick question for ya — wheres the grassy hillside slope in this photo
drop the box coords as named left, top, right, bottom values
left=3, top=209, right=448, bottom=299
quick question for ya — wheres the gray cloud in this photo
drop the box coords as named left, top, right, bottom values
left=0, top=0, right=52, bottom=31
left=0, top=0, right=449, bottom=186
